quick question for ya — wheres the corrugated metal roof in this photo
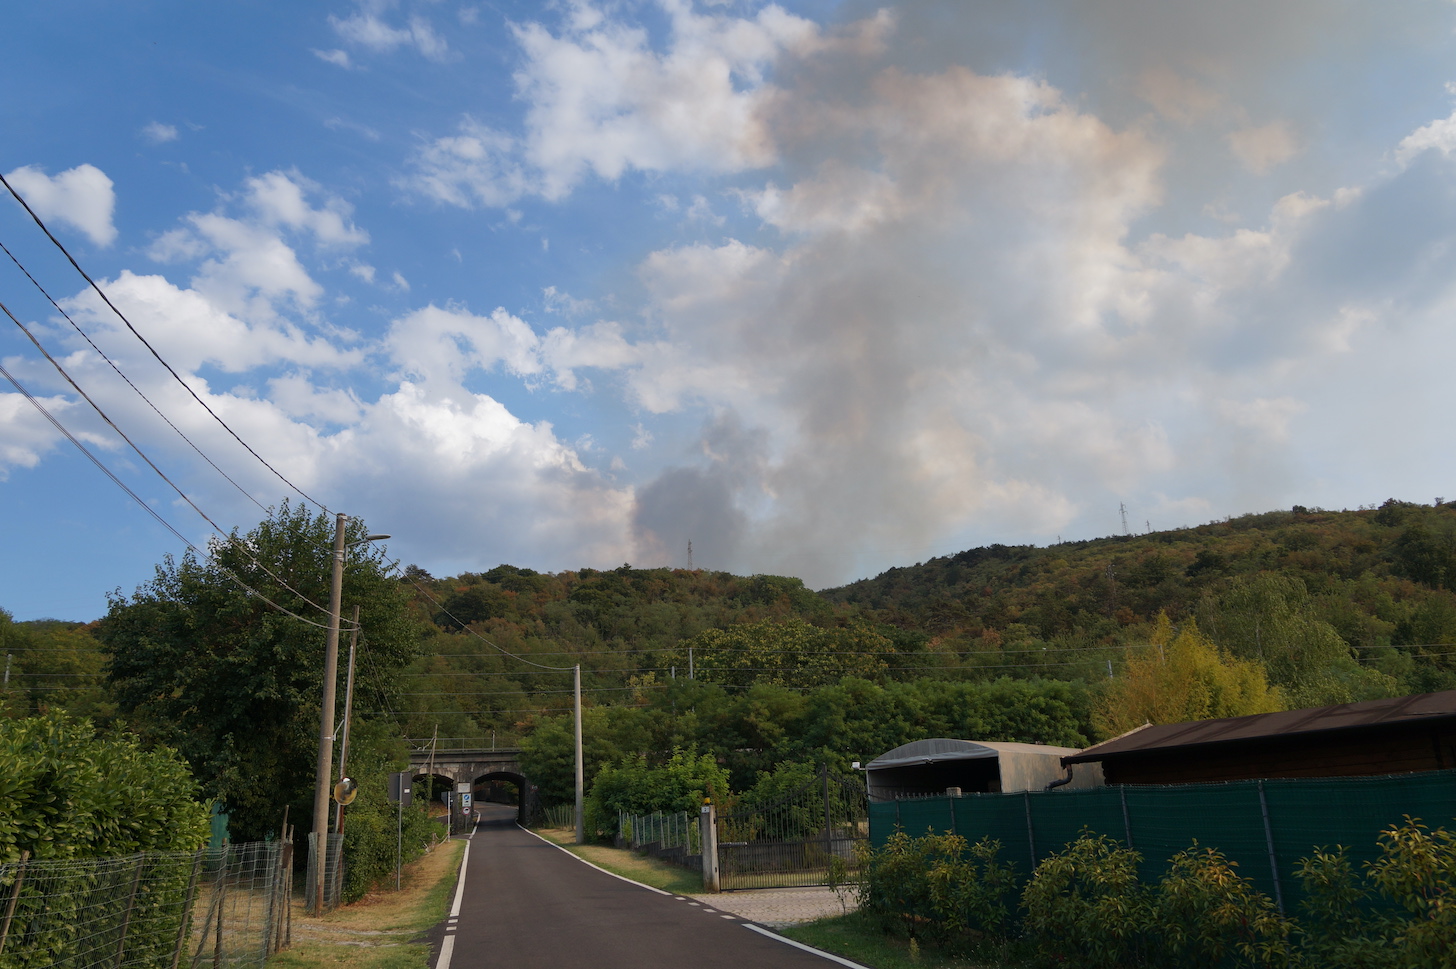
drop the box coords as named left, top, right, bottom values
left=867, top=738, right=1082, bottom=770
left=1065, top=690, right=1456, bottom=764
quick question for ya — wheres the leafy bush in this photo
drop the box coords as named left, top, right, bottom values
left=857, top=830, right=1016, bottom=948
left=1151, top=844, right=1290, bottom=967
left=860, top=817, right=1456, bottom=969
left=0, top=713, right=209, bottom=860
left=0, top=714, right=210, bottom=968
left=1020, top=831, right=1151, bottom=968
left=337, top=721, right=442, bottom=903
left=583, top=747, right=728, bottom=839
left=1295, top=817, right=1456, bottom=968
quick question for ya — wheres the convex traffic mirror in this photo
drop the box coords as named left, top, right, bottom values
left=333, top=777, right=359, bottom=805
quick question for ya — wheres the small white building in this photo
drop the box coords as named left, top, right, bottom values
left=865, top=738, right=1103, bottom=801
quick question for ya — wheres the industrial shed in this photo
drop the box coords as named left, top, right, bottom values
left=865, top=738, right=1102, bottom=801
left=1063, top=689, right=1456, bottom=786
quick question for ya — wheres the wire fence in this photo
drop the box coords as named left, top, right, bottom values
left=303, top=834, right=344, bottom=914
left=537, top=803, right=576, bottom=829
left=616, top=810, right=702, bottom=872
left=0, top=841, right=292, bottom=969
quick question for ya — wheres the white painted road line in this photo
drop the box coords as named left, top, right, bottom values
left=516, top=824, right=675, bottom=896
left=450, top=841, right=472, bottom=918
left=437, top=839, right=473, bottom=969
left=742, top=924, right=875, bottom=969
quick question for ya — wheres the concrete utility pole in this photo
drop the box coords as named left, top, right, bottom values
left=574, top=664, right=585, bottom=844
left=311, top=513, right=349, bottom=914
left=310, top=518, right=389, bottom=913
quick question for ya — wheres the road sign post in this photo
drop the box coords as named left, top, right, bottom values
left=388, top=771, right=411, bottom=890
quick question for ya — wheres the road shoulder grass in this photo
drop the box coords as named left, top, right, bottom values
left=781, top=912, right=1027, bottom=969
left=266, top=837, right=464, bottom=969
left=531, top=826, right=705, bottom=896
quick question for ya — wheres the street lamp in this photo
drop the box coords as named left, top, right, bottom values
left=311, top=515, right=390, bottom=913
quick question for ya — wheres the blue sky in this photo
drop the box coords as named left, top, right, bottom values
left=6, top=1, right=1456, bottom=621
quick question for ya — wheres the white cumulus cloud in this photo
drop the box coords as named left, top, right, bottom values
left=4, top=164, right=117, bottom=247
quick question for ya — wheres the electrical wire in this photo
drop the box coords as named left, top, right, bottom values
left=0, top=295, right=337, bottom=622
left=0, top=237, right=271, bottom=518
left=0, top=171, right=331, bottom=515
left=0, top=358, right=336, bottom=630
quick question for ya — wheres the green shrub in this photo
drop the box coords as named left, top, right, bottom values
left=337, top=722, right=442, bottom=903
left=0, top=713, right=209, bottom=859
left=0, top=714, right=210, bottom=968
left=1151, top=844, right=1290, bottom=967
left=1020, top=831, right=1151, bottom=968
left=857, top=829, right=1015, bottom=948
left=583, top=747, right=728, bottom=839
left=1294, top=817, right=1456, bottom=969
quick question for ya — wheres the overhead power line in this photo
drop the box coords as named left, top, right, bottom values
left=0, top=237, right=271, bottom=519
left=0, top=171, right=329, bottom=515
left=0, top=358, right=336, bottom=631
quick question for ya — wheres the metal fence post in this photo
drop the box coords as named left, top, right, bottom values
left=1120, top=787, right=1134, bottom=850
left=1024, top=791, right=1037, bottom=868
left=169, top=851, right=204, bottom=969
left=113, top=854, right=147, bottom=966
left=821, top=765, right=832, bottom=864
left=1257, top=781, right=1285, bottom=915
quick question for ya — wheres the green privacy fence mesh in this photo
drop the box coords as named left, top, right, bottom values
left=870, top=768, right=1456, bottom=909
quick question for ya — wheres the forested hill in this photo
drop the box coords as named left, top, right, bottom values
left=823, top=499, right=1456, bottom=658
left=8, top=498, right=1456, bottom=783
left=813, top=499, right=1456, bottom=701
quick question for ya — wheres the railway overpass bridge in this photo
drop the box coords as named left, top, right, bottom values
left=406, top=744, right=534, bottom=822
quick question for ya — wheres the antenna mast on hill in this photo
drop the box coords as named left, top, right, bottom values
left=1119, top=503, right=1130, bottom=536
left=687, top=539, right=693, bottom=571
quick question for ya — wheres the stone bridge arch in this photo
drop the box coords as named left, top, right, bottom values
left=406, top=746, right=534, bottom=824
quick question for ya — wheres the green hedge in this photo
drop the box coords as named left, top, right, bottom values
left=859, top=818, right=1456, bottom=968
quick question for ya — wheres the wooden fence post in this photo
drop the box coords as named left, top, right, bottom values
left=113, top=854, right=147, bottom=966
left=169, top=851, right=204, bottom=969
left=0, top=850, right=31, bottom=957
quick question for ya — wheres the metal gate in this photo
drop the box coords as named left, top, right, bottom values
left=716, top=767, right=868, bottom=890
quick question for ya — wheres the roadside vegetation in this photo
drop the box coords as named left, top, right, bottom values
left=7, top=498, right=1456, bottom=919
left=266, top=838, right=464, bottom=969
left=532, top=826, right=704, bottom=896
left=841, top=819, right=1456, bottom=968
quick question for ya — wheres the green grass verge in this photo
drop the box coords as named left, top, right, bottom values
left=781, top=912, right=1027, bottom=969
left=265, top=838, right=464, bottom=969
left=533, top=826, right=706, bottom=896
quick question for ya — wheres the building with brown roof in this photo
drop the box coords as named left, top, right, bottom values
left=1063, top=690, right=1456, bottom=785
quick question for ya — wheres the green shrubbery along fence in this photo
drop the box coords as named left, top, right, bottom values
left=0, top=841, right=291, bottom=969
left=859, top=818, right=1456, bottom=967
left=871, top=767, right=1456, bottom=912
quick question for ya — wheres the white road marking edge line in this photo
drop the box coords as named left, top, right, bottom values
left=743, top=924, right=875, bottom=969
left=435, top=837, right=473, bottom=969
left=516, top=824, right=674, bottom=896
left=436, top=935, right=456, bottom=969
left=450, top=840, right=472, bottom=918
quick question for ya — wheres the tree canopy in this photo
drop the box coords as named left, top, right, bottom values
left=98, top=502, right=421, bottom=841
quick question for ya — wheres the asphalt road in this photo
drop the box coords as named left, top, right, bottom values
left=431, top=805, right=852, bottom=969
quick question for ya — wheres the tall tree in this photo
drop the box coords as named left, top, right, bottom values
left=98, top=503, right=420, bottom=841
left=1095, top=613, right=1284, bottom=736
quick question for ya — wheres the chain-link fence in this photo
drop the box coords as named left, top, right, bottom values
left=0, top=841, right=292, bottom=969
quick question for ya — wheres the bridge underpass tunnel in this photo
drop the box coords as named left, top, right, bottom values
left=474, top=771, right=527, bottom=825
left=413, top=772, right=458, bottom=826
